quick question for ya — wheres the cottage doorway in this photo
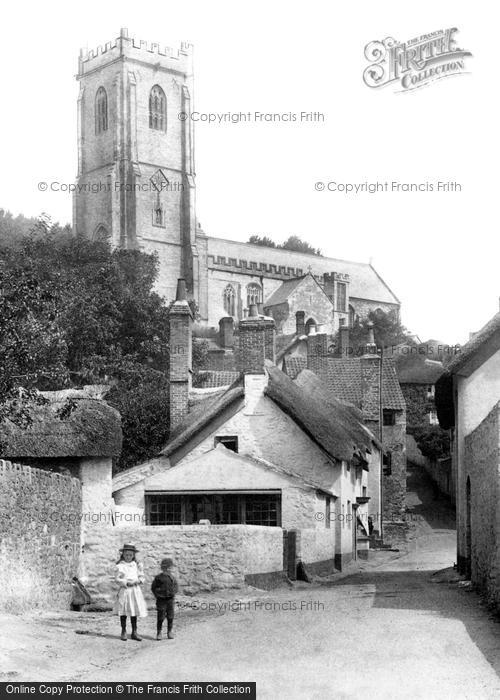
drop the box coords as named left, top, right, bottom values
left=465, top=476, right=472, bottom=578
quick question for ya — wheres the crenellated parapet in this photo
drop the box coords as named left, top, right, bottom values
left=78, top=27, right=193, bottom=77
left=208, top=254, right=305, bottom=280
left=208, top=254, right=351, bottom=287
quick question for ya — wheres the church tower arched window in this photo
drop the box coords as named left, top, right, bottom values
left=223, top=285, right=236, bottom=316
left=149, top=85, right=167, bottom=131
left=246, top=283, right=262, bottom=308
left=95, top=87, right=108, bottom=134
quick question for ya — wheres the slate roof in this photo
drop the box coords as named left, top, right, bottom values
left=264, top=276, right=308, bottom=307
left=446, top=312, right=500, bottom=375
left=265, top=364, right=379, bottom=462
left=207, top=236, right=400, bottom=304
left=313, top=357, right=406, bottom=420
left=0, top=389, right=122, bottom=459
left=194, top=371, right=240, bottom=389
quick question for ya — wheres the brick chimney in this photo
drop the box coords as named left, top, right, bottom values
left=296, top=311, right=305, bottom=336
left=169, top=279, right=193, bottom=430
left=219, top=317, right=234, bottom=348
left=238, top=304, right=275, bottom=374
left=339, top=320, right=350, bottom=357
left=307, top=323, right=328, bottom=374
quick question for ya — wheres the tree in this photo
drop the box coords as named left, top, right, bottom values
left=0, top=217, right=171, bottom=470
left=281, top=235, right=322, bottom=256
left=346, top=309, right=414, bottom=355
left=409, top=426, right=450, bottom=461
left=247, top=234, right=322, bottom=256
left=248, top=235, right=276, bottom=248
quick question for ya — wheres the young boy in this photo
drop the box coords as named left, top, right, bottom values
left=151, top=557, right=178, bottom=640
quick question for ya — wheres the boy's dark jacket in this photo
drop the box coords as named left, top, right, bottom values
left=151, top=572, right=178, bottom=598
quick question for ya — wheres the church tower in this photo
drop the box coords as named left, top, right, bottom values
left=73, top=28, right=199, bottom=303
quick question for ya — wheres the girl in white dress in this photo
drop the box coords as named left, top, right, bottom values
left=114, top=544, right=148, bottom=641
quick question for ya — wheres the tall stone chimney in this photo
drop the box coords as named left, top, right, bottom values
left=169, top=279, right=193, bottom=430
left=238, top=304, right=275, bottom=374
left=219, top=317, right=234, bottom=348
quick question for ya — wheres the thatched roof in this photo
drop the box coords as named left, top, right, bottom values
left=265, top=364, right=379, bottom=463
left=446, top=312, right=500, bottom=376
left=396, top=356, right=444, bottom=384
left=0, top=390, right=122, bottom=459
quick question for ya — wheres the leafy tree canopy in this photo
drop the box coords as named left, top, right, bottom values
left=248, top=234, right=322, bottom=256
left=0, top=217, right=171, bottom=471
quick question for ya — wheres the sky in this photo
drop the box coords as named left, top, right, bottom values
left=0, top=1, right=497, bottom=344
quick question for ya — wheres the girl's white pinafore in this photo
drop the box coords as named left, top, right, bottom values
left=114, top=561, right=148, bottom=617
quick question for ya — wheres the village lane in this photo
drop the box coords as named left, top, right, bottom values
left=68, top=465, right=500, bottom=698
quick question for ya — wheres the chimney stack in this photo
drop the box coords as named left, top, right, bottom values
left=296, top=311, right=305, bottom=336
left=339, top=321, right=350, bottom=357
left=307, top=324, right=328, bottom=373
left=219, top=317, right=234, bottom=349
left=238, top=305, right=275, bottom=374
left=363, top=322, right=377, bottom=356
left=169, top=279, right=193, bottom=430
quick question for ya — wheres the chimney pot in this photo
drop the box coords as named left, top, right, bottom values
left=249, top=303, right=259, bottom=318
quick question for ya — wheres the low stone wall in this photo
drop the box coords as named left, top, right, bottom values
left=0, top=459, right=81, bottom=612
left=80, top=524, right=283, bottom=605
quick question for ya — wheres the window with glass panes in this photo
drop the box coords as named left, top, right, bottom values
left=147, top=495, right=182, bottom=525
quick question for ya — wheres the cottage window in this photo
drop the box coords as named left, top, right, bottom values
left=337, top=282, right=347, bottom=312
left=214, top=435, right=239, bottom=452
left=429, top=410, right=439, bottom=425
left=244, top=494, right=280, bottom=526
left=383, top=410, right=396, bottom=426
left=146, top=495, right=182, bottom=525
left=149, top=85, right=167, bottom=131
left=95, top=87, right=108, bottom=134
left=145, top=492, right=281, bottom=526
left=427, top=385, right=435, bottom=399
left=223, top=285, right=236, bottom=316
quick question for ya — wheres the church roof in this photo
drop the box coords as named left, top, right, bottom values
left=206, top=236, right=400, bottom=305
left=264, top=275, right=311, bottom=307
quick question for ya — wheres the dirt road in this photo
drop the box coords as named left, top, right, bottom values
left=3, top=465, right=500, bottom=698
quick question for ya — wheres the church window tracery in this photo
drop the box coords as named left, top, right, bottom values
left=149, top=85, right=167, bottom=131
left=95, top=87, right=108, bottom=134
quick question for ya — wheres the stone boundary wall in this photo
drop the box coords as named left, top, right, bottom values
left=81, top=524, right=283, bottom=605
left=465, top=403, right=500, bottom=610
left=0, top=459, right=81, bottom=612
left=297, top=528, right=336, bottom=575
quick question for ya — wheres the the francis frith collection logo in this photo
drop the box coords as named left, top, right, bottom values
left=363, top=28, right=472, bottom=92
